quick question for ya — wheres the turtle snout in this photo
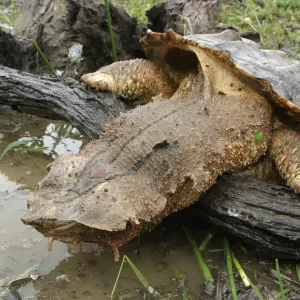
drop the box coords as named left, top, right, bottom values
left=21, top=215, right=56, bottom=229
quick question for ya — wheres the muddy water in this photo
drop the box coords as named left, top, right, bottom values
left=0, top=110, right=294, bottom=300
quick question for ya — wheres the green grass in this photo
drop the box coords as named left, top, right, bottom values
left=0, top=0, right=20, bottom=30
left=183, top=226, right=214, bottom=283
left=111, top=255, right=163, bottom=299
left=224, top=237, right=238, bottom=300
left=112, top=0, right=165, bottom=23
left=275, top=258, right=286, bottom=300
left=104, top=0, right=118, bottom=61
left=220, top=0, right=300, bottom=59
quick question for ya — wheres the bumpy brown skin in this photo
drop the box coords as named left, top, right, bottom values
left=271, top=125, right=300, bottom=193
left=22, top=30, right=299, bottom=261
left=81, top=59, right=176, bottom=103
left=23, top=58, right=273, bottom=260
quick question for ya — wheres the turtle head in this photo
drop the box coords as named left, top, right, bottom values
left=21, top=146, right=142, bottom=262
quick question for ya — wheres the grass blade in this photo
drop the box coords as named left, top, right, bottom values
left=0, top=264, right=38, bottom=298
left=232, top=252, right=264, bottom=300
left=274, top=288, right=292, bottom=300
left=224, top=237, right=238, bottom=300
left=183, top=226, right=214, bottom=282
left=231, top=252, right=250, bottom=287
left=283, top=264, right=292, bottom=274
left=27, top=146, right=48, bottom=153
left=275, top=259, right=286, bottom=300
left=104, top=0, right=118, bottom=62
left=199, top=227, right=216, bottom=252
left=125, top=255, right=154, bottom=295
left=111, top=255, right=163, bottom=299
left=111, top=256, right=126, bottom=299
left=249, top=281, right=265, bottom=300
left=296, top=264, right=300, bottom=281
left=31, top=39, right=57, bottom=77
left=0, top=140, right=30, bottom=160
left=182, top=288, right=188, bottom=300
left=174, top=270, right=188, bottom=300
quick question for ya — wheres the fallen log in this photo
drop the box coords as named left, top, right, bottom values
left=0, top=66, right=125, bottom=139
left=191, top=174, right=300, bottom=260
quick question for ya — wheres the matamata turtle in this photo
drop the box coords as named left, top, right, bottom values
left=22, top=30, right=300, bottom=261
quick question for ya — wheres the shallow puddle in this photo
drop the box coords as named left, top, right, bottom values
left=0, top=110, right=299, bottom=299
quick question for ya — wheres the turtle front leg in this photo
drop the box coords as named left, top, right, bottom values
left=81, top=59, right=176, bottom=103
left=270, top=125, right=300, bottom=193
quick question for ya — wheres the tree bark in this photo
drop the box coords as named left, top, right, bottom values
left=147, top=0, right=223, bottom=35
left=0, top=66, right=125, bottom=140
left=189, top=174, right=300, bottom=260
left=13, top=0, right=145, bottom=78
left=0, top=30, right=36, bottom=72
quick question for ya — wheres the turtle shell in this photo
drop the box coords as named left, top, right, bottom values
left=141, top=29, right=300, bottom=120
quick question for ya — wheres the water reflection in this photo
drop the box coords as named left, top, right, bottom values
left=0, top=111, right=85, bottom=188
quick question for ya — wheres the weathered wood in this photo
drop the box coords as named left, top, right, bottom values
left=13, top=0, right=145, bottom=78
left=0, top=30, right=36, bottom=72
left=0, top=66, right=126, bottom=139
left=147, top=0, right=222, bottom=35
left=190, top=174, right=300, bottom=260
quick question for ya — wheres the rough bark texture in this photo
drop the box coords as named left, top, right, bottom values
left=0, top=30, right=36, bottom=72
left=147, top=0, right=223, bottom=35
left=11, top=0, right=223, bottom=78
left=192, top=174, right=300, bottom=260
left=0, top=66, right=125, bottom=139
left=13, top=0, right=145, bottom=78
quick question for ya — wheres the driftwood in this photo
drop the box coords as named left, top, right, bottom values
left=190, top=174, right=300, bottom=260
left=0, top=66, right=125, bottom=139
